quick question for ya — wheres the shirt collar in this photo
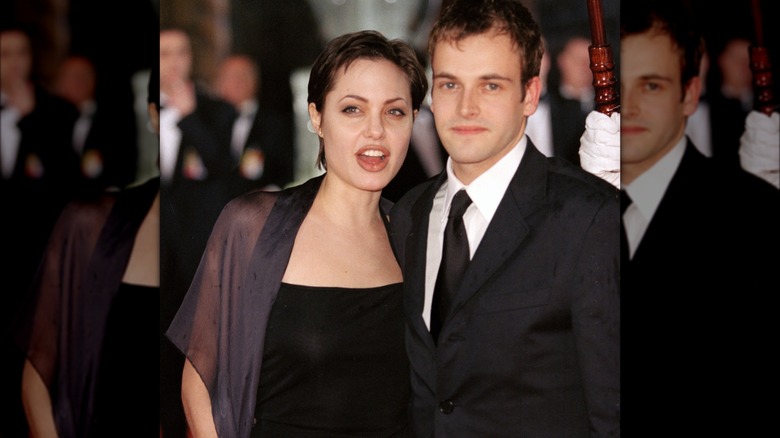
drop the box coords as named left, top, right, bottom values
left=624, top=135, right=687, bottom=223
left=440, top=135, right=527, bottom=223
left=238, top=99, right=258, bottom=117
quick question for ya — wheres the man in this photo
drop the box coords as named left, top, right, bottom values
left=213, top=54, right=295, bottom=194
left=54, top=54, right=138, bottom=193
left=620, top=2, right=779, bottom=433
left=389, top=1, right=620, bottom=436
left=159, top=26, right=235, bottom=438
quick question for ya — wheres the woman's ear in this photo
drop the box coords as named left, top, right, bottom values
left=308, top=102, right=322, bottom=136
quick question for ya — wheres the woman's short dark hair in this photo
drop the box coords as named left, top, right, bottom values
left=307, top=30, right=428, bottom=170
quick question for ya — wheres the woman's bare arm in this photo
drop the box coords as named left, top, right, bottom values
left=182, top=358, right=218, bottom=438
left=21, top=360, right=58, bottom=438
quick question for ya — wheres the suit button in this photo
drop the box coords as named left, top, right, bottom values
left=439, top=399, right=455, bottom=414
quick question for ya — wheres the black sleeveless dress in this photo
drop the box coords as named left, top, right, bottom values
left=91, top=282, right=159, bottom=436
left=251, top=282, right=409, bottom=437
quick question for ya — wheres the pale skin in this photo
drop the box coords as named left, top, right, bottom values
left=214, top=55, right=259, bottom=110
left=21, top=106, right=161, bottom=438
left=182, top=58, right=415, bottom=437
left=620, top=30, right=701, bottom=185
left=430, top=30, right=540, bottom=185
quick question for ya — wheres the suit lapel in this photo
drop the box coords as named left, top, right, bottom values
left=448, top=144, right=547, bottom=323
left=632, top=142, right=703, bottom=264
left=405, top=173, right=446, bottom=353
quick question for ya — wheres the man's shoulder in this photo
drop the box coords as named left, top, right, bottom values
left=545, top=157, right=619, bottom=199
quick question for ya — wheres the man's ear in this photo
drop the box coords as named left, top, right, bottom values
left=682, top=76, right=702, bottom=117
left=522, top=76, right=542, bottom=117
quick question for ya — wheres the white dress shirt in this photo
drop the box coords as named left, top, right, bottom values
left=1, top=92, right=23, bottom=178
left=524, top=94, right=553, bottom=157
left=422, top=136, right=527, bottom=328
left=622, top=136, right=686, bottom=259
left=72, top=100, right=97, bottom=155
left=231, top=99, right=258, bottom=161
left=159, top=92, right=182, bottom=183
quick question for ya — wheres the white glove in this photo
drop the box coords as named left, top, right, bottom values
left=579, top=111, right=621, bottom=189
left=739, top=110, right=779, bottom=189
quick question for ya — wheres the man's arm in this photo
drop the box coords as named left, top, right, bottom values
left=571, top=196, right=621, bottom=436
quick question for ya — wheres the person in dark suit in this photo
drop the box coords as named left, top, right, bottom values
left=620, top=2, right=779, bottom=434
left=158, top=26, right=236, bottom=438
left=54, top=54, right=138, bottom=194
left=213, top=54, right=295, bottom=195
left=388, top=1, right=620, bottom=436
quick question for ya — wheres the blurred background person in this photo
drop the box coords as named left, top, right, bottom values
left=158, top=24, right=236, bottom=438
left=548, top=34, right=595, bottom=166
left=214, top=54, right=295, bottom=195
left=54, top=54, right=138, bottom=195
left=709, top=36, right=754, bottom=169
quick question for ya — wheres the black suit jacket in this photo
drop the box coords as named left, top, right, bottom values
left=77, top=102, right=138, bottom=193
left=228, top=106, right=294, bottom=197
left=390, top=142, right=620, bottom=437
left=622, top=141, right=779, bottom=435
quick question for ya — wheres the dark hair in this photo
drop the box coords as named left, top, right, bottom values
left=307, top=30, right=428, bottom=170
left=428, top=0, right=543, bottom=91
left=621, top=1, right=705, bottom=95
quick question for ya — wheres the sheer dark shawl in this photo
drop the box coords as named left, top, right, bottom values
left=14, top=177, right=159, bottom=437
left=166, top=175, right=393, bottom=438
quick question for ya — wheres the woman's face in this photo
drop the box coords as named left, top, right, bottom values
left=309, top=58, right=415, bottom=193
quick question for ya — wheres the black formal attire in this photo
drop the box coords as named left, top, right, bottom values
left=167, top=175, right=407, bottom=438
left=622, top=140, right=779, bottom=435
left=390, top=141, right=620, bottom=437
left=228, top=103, right=295, bottom=197
left=73, top=101, right=138, bottom=195
left=159, top=90, right=236, bottom=438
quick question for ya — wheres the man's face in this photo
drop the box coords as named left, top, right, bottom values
left=620, top=30, right=700, bottom=183
left=159, top=30, right=192, bottom=87
left=54, top=57, right=96, bottom=106
left=0, top=30, right=32, bottom=87
left=430, top=30, right=539, bottom=184
left=215, top=57, right=257, bottom=108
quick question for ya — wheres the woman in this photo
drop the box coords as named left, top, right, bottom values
left=17, top=70, right=161, bottom=438
left=166, top=30, right=427, bottom=437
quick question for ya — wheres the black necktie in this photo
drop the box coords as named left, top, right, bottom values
left=620, top=190, right=632, bottom=266
left=431, top=189, right=472, bottom=344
